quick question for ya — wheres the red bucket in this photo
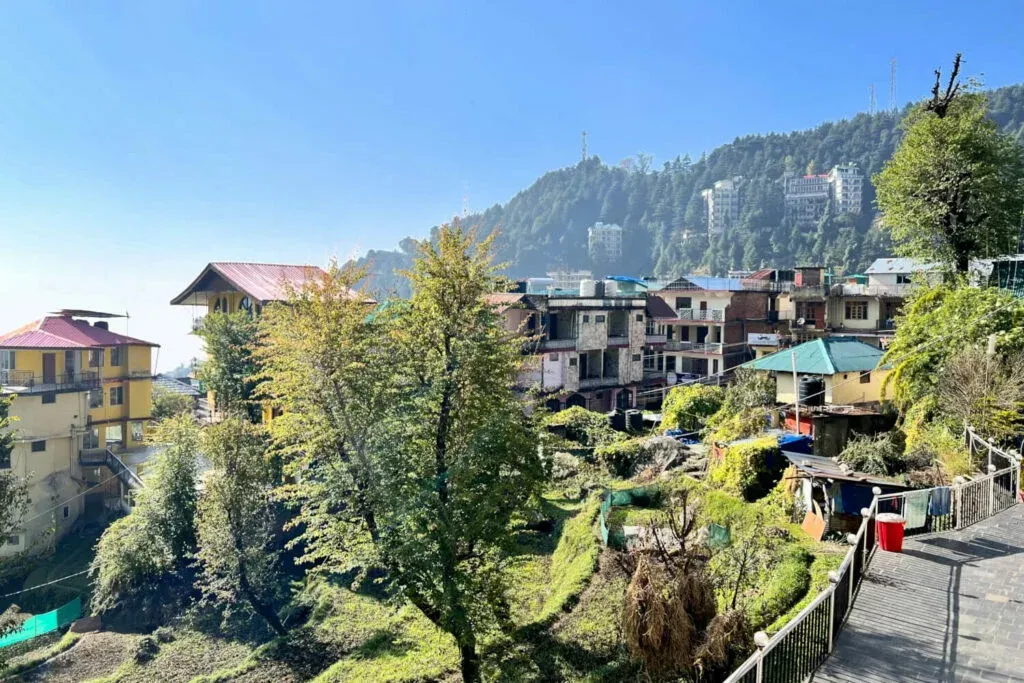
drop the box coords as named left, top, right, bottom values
left=876, top=513, right=906, bottom=552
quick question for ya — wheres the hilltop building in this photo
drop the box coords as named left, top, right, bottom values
left=701, top=177, right=742, bottom=235
left=587, top=223, right=623, bottom=264
left=0, top=311, right=156, bottom=556
left=784, top=164, right=863, bottom=226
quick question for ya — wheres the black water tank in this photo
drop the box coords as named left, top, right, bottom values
left=626, top=409, right=643, bottom=432
left=799, top=376, right=824, bottom=407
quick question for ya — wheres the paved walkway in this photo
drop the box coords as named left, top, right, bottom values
left=813, top=504, right=1024, bottom=683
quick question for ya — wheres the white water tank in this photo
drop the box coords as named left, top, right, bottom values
left=579, top=279, right=597, bottom=297
left=603, top=279, right=619, bottom=296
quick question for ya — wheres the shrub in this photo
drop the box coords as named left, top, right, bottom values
left=708, top=437, right=783, bottom=501
left=838, top=433, right=905, bottom=476
left=536, top=495, right=601, bottom=622
left=132, top=635, right=160, bottom=664
left=745, top=546, right=812, bottom=630
left=595, top=438, right=648, bottom=477
left=550, top=452, right=582, bottom=481
left=906, top=423, right=973, bottom=478
left=545, top=406, right=621, bottom=448
left=662, top=385, right=725, bottom=432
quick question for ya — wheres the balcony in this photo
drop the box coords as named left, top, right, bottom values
left=645, top=334, right=667, bottom=345
left=191, top=316, right=206, bottom=333
left=834, top=283, right=913, bottom=298
left=540, top=337, right=577, bottom=351
left=789, top=285, right=828, bottom=300
left=80, top=448, right=144, bottom=490
left=0, top=370, right=101, bottom=394
left=606, top=335, right=630, bottom=347
left=663, top=341, right=724, bottom=354
left=675, top=308, right=726, bottom=322
left=579, top=376, right=620, bottom=389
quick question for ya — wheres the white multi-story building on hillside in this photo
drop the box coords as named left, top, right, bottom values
left=587, top=223, right=623, bottom=264
left=784, top=164, right=863, bottom=226
left=827, top=163, right=863, bottom=216
left=701, top=177, right=742, bottom=235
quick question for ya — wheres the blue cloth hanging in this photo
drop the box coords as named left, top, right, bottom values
left=929, top=487, right=952, bottom=516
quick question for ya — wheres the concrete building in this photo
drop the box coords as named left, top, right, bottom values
left=489, top=278, right=648, bottom=412
left=784, top=164, right=864, bottom=226
left=0, top=312, right=156, bottom=556
left=546, top=269, right=593, bottom=292
left=587, top=223, right=623, bottom=264
left=701, top=178, right=742, bottom=235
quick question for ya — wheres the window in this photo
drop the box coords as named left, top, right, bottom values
left=860, top=372, right=871, bottom=384
left=83, top=428, right=100, bottom=450
left=595, top=315, right=606, bottom=323
left=844, top=301, right=868, bottom=320
left=109, top=386, right=124, bottom=406
left=896, top=274, right=911, bottom=284
left=636, top=314, right=644, bottom=322
left=0, top=350, right=14, bottom=380
left=106, top=424, right=123, bottom=446
left=239, top=296, right=253, bottom=315
left=6, top=536, right=18, bottom=547
left=631, top=354, right=641, bottom=362
left=89, top=349, right=105, bottom=367
left=675, top=297, right=692, bottom=309
left=42, top=392, right=56, bottom=405
left=89, top=389, right=103, bottom=409
left=62, top=506, right=69, bottom=520
left=110, top=347, right=123, bottom=367
left=569, top=357, right=578, bottom=367
left=548, top=353, right=559, bottom=361
left=582, top=315, right=590, bottom=323
left=31, top=440, right=46, bottom=452
left=131, top=421, right=144, bottom=443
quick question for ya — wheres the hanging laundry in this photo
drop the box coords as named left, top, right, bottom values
left=904, top=490, right=930, bottom=529
left=929, top=487, right=952, bottom=517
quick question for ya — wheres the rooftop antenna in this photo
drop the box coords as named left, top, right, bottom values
left=581, top=130, right=588, bottom=162
left=461, top=183, right=469, bottom=218
left=889, top=57, right=897, bottom=112
left=869, top=83, right=877, bottom=115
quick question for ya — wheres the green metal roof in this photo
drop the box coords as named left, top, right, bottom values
left=744, top=337, right=884, bottom=375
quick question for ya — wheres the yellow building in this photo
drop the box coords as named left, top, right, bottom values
left=0, top=311, right=156, bottom=556
left=745, top=336, right=890, bottom=406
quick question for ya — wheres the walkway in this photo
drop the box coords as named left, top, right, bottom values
left=813, top=504, right=1024, bottom=683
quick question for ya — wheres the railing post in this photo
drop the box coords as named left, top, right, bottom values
left=954, top=477, right=965, bottom=529
left=989, top=464, right=997, bottom=517
left=754, top=631, right=769, bottom=683
left=827, top=573, right=839, bottom=652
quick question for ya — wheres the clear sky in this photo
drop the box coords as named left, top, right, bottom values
left=1, top=1, right=1022, bottom=369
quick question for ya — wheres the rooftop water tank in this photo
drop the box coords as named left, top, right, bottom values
left=579, top=279, right=597, bottom=297
left=603, top=279, right=619, bottom=296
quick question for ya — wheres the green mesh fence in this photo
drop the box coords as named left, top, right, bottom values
left=599, top=486, right=661, bottom=549
left=0, top=597, right=81, bottom=649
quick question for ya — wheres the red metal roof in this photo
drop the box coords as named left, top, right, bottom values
left=0, top=317, right=159, bottom=349
left=170, top=262, right=330, bottom=305
left=484, top=293, right=529, bottom=313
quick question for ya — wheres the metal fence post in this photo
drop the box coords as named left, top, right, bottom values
left=827, top=574, right=839, bottom=653
left=954, top=477, right=965, bottom=529
left=989, top=464, right=997, bottom=517
left=754, top=631, right=769, bottom=683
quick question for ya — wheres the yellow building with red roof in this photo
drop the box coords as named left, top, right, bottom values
left=0, top=310, right=156, bottom=556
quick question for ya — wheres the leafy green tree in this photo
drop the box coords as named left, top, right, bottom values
left=150, top=385, right=194, bottom=421
left=661, top=384, right=725, bottom=432
left=875, top=57, right=1024, bottom=273
left=90, top=416, right=201, bottom=628
left=195, top=418, right=286, bottom=636
left=196, top=310, right=260, bottom=422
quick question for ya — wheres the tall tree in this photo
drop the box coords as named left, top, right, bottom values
left=378, top=224, right=544, bottom=681
left=0, top=397, right=29, bottom=541
left=195, top=418, right=286, bottom=636
left=875, top=55, right=1024, bottom=273
left=196, top=310, right=261, bottom=422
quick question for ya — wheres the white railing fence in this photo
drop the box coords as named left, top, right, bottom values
left=721, top=428, right=1020, bottom=683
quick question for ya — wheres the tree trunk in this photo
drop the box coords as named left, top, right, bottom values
left=238, top=560, right=287, bottom=636
left=458, top=633, right=481, bottom=683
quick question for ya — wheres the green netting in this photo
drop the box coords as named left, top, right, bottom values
left=599, top=486, right=661, bottom=549
left=0, top=597, right=81, bottom=649
left=708, top=522, right=731, bottom=548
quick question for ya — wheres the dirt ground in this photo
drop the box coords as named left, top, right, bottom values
left=17, top=631, right=140, bottom=683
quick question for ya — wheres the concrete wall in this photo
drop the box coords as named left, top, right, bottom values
left=577, top=312, right=608, bottom=351
left=826, top=368, right=888, bottom=404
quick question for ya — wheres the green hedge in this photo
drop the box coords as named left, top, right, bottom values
left=745, top=546, right=812, bottom=630
left=662, top=384, right=725, bottom=432
left=593, top=438, right=646, bottom=477
left=708, top=437, right=783, bottom=501
left=545, top=406, right=622, bottom=448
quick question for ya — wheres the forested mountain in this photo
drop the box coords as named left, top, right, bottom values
left=358, top=84, right=1024, bottom=296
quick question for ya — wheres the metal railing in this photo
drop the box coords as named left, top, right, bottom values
left=0, top=370, right=101, bottom=393
left=663, top=341, right=724, bottom=354
left=578, top=376, right=619, bottom=389
left=723, top=428, right=1019, bottom=683
left=644, top=334, right=667, bottom=345
left=540, top=337, right=577, bottom=351
left=80, top=448, right=144, bottom=490
left=676, top=307, right=726, bottom=322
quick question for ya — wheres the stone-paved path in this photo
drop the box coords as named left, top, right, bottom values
left=812, top=504, right=1024, bottom=683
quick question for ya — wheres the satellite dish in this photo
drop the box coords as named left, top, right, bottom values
left=796, top=318, right=806, bottom=326
left=667, top=372, right=678, bottom=386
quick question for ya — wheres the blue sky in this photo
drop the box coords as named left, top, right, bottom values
left=1, top=0, right=1022, bottom=368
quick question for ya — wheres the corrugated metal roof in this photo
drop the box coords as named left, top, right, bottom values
left=170, top=262, right=333, bottom=305
left=663, top=276, right=747, bottom=292
left=153, top=375, right=200, bottom=397
left=645, top=295, right=678, bottom=319
left=865, top=258, right=941, bottom=274
left=744, top=337, right=883, bottom=375
left=782, top=452, right=907, bottom=487
left=0, top=317, right=159, bottom=349
left=484, top=293, right=530, bottom=313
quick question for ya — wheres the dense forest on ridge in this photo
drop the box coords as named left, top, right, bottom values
left=358, top=84, right=1024, bottom=296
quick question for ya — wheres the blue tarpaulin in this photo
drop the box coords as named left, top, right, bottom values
left=778, top=434, right=814, bottom=454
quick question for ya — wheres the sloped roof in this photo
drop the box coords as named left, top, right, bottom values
left=170, top=262, right=331, bottom=305
left=744, top=337, right=883, bottom=375
left=153, top=375, right=200, bottom=397
left=0, top=316, right=158, bottom=349
left=782, top=452, right=907, bottom=488
left=645, top=295, right=678, bottom=319
left=865, top=258, right=941, bottom=275
left=484, top=293, right=531, bottom=313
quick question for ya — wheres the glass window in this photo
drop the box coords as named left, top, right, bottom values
left=106, top=424, right=123, bottom=446
left=63, top=506, right=69, bottom=519
left=582, top=315, right=590, bottom=323
left=31, top=440, right=46, bottom=452
left=6, top=535, right=18, bottom=547
left=83, top=428, right=100, bottom=450
left=89, top=349, right=105, bottom=367
left=89, top=389, right=103, bottom=408
left=845, top=301, right=868, bottom=320
left=631, top=354, right=641, bottom=362
left=110, top=347, right=123, bottom=367
left=131, top=421, right=144, bottom=443
left=109, top=386, right=124, bottom=406
left=860, top=372, right=871, bottom=384
left=595, top=315, right=606, bottom=323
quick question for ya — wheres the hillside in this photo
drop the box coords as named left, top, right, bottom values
left=358, top=84, right=1024, bottom=296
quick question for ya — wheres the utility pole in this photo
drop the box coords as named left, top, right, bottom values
left=792, top=350, right=800, bottom=434
left=581, top=130, right=588, bottom=163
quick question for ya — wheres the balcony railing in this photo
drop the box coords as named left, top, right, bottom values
left=789, top=284, right=828, bottom=300
left=0, top=370, right=101, bottom=394
left=662, top=341, right=724, bottom=354
left=606, top=335, right=629, bottom=347
left=644, top=334, right=667, bottom=345
left=191, top=316, right=206, bottom=332
left=675, top=308, right=726, bottom=322
left=833, top=283, right=913, bottom=298
left=579, top=376, right=620, bottom=389
left=80, top=448, right=144, bottom=490
left=540, top=337, right=577, bottom=351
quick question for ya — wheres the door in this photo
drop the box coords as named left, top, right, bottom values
left=42, top=353, right=56, bottom=385
left=64, top=351, right=76, bottom=378
left=578, top=353, right=588, bottom=380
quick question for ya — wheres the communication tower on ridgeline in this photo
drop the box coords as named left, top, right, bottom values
left=581, top=130, right=588, bottom=162
left=889, top=58, right=897, bottom=112
left=869, top=83, right=877, bottom=115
